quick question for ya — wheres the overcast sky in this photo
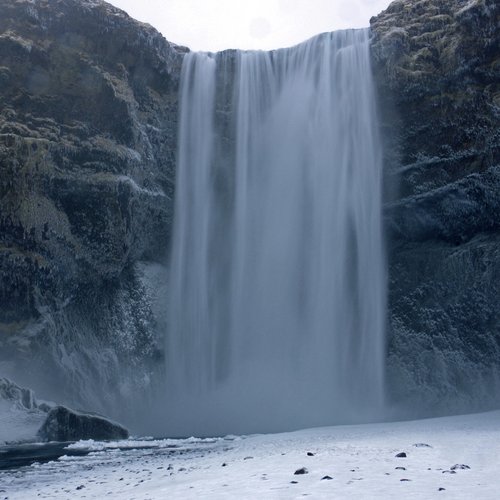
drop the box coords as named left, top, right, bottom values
left=109, top=0, right=392, bottom=51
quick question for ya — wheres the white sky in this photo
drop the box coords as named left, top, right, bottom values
left=109, top=0, right=392, bottom=52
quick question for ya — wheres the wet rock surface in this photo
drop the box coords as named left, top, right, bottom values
left=0, top=0, right=185, bottom=420
left=371, top=0, right=500, bottom=415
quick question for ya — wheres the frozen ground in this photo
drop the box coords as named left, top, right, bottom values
left=0, top=401, right=45, bottom=446
left=1, top=411, right=499, bottom=499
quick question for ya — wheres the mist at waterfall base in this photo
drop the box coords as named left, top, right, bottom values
left=162, top=29, right=386, bottom=437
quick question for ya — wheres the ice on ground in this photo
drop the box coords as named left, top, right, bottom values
left=0, top=377, right=52, bottom=445
left=65, top=436, right=223, bottom=451
left=2, top=411, right=500, bottom=499
left=0, top=400, right=46, bottom=445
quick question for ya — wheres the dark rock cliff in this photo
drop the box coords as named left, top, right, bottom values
left=0, top=0, right=185, bottom=422
left=371, top=0, right=500, bottom=414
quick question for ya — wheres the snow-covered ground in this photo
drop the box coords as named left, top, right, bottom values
left=0, top=400, right=46, bottom=446
left=1, top=411, right=500, bottom=499
left=0, top=378, right=48, bottom=445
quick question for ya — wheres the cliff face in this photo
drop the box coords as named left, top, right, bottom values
left=371, top=0, right=500, bottom=413
left=0, top=0, right=185, bottom=420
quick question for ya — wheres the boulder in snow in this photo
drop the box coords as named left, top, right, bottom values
left=37, top=406, right=129, bottom=442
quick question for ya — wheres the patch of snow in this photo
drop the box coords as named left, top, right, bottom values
left=456, top=0, right=486, bottom=17
left=0, top=400, right=45, bottom=445
left=0, top=378, right=50, bottom=445
left=117, top=175, right=165, bottom=197
left=65, top=436, right=222, bottom=452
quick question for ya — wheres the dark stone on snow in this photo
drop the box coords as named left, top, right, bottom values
left=413, top=443, right=432, bottom=448
left=307, top=452, right=315, bottom=456
left=395, top=466, right=406, bottom=470
left=451, top=464, right=470, bottom=470
left=321, top=475, right=333, bottom=480
left=400, top=479, right=411, bottom=482
left=442, top=470, right=457, bottom=474
left=294, top=467, right=308, bottom=475
left=439, top=488, right=446, bottom=491
left=396, top=452, right=407, bottom=458
left=37, top=406, right=129, bottom=442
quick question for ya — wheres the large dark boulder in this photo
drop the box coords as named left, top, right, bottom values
left=1, top=377, right=128, bottom=444
left=38, top=406, right=129, bottom=442
left=371, top=0, right=500, bottom=414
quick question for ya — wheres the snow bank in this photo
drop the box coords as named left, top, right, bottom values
left=0, top=378, right=48, bottom=445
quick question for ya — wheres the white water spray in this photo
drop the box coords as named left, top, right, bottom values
left=166, top=29, right=386, bottom=436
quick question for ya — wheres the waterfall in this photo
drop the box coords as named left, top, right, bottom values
left=165, top=29, right=386, bottom=436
